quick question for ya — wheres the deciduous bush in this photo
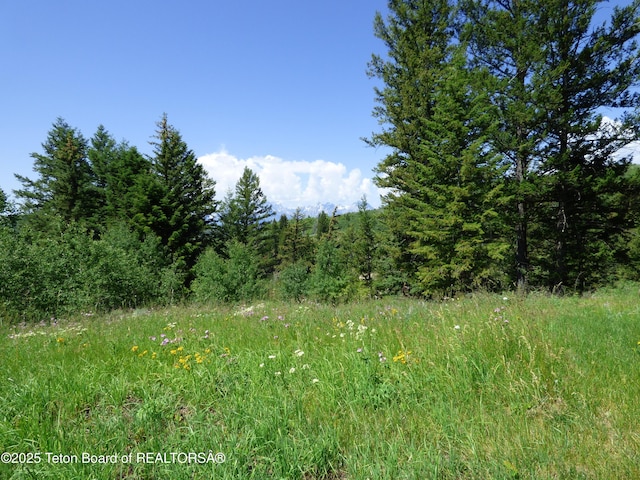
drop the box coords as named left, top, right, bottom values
left=191, top=241, right=264, bottom=303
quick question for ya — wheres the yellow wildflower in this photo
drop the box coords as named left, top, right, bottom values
left=393, top=349, right=412, bottom=365
left=131, top=345, right=138, bottom=352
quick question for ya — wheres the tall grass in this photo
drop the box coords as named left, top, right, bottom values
left=1, top=286, right=639, bottom=479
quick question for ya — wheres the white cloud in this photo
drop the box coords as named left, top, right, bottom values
left=198, top=149, right=383, bottom=209
left=616, top=140, right=640, bottom=164
left=600, top=116, right=640, bottom=163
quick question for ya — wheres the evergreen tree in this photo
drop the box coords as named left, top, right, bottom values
left=462, top=0, right=640, bottom=291
left=15, top=118, right=94, bottom=226
left=0, top=188, right=15, bottom=227
left=461, top=0, right=552, bottom=290
left=86, top=125, right=122, bottom=230
left=368, top=0, right=456, bottom=291
left=105, top=143, right=151, bottom=225
left=315, top=210, right=330, bottom=237
left=136, top=114, right=217, bottom=270
left=218, top=166, right=274, bottom=250
left=354, top=196, right=376, bottom=291
left=280, top=207, right=313, bottom=265
left=368, top=0, right=510, bottom=295
left=535, top=0, right=640, bottom=291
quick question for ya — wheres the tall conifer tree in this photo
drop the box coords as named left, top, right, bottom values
left=368, top=0, right=510, bottom=295
left=462, top=0, right=640, bottom=291
left=136, top=114, right=217, bottom=270
left=15, top=118, right=94, bottom=227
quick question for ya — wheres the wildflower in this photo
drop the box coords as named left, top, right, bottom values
left=259, top=363, right=265, bottom=368
left=138, top=350, right=148, bottom=358
left=274, top=371, right=282, bottom=376
left=294, top=349, right=304, bottom=357
left=278, top=315, right=284, bottom=321
left=151, top=352, right=157, bottom=359
left=170, top=349, right=178, bottom=355
left=260, top=316, right=269, bottom=322
left=454, top=325, right=461, bottom=330
left=284, top=323, right=291, bottom=328
left=268, top=354, right=277, bottom=359
left=149, top=336, right=156, bottom=341
left=378, top=351, right=387, bottom=363
left=161, top=338, right=170, bottom=346
left=131, top=345, right=139, bottom=352
left=312, top=378, right=320, bottom=384
left=356, top=324, right=368, bottom=339
left=289, top=367, right=296, bottom=374
left=357, top=347, right=363, bottom=353
left=393, top=350, right=412, bottom=365
left=302, top=364, right=310, bottom=369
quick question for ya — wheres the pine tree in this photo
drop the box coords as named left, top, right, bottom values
left=368, top=0, right=511, bottom=295
left=137, top=114, right=217, bottom=270
left=460, top=0, right=550, bottom=290
left=354, top=196, right=376, bottom=290
left=105, top=143, right=151, bottom=225
left=219, top=167, right=274, bottom=248
left=280, top=208, right=313, bottom=265
left=462, top=0, right=640, bottom=291
left=536, top=0, right=640, bottom=291
left=86, top=125, right=120, bottom=230
left=15, top=118, right=94, bottom=226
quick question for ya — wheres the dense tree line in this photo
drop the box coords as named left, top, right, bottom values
left=0, top=115, right=387, bottom=321
left=1, top=0, right=640, bottom=321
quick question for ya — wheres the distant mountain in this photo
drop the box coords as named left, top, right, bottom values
left=269, top=201, right=359, bottom=219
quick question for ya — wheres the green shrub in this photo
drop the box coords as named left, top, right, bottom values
left=308, top=239, right=350, bottom=303
left=278, top=260, right=310, bottom=302
left=0, top=221, right=178, bottom=322
left=191, top=241, right=264, bottom=303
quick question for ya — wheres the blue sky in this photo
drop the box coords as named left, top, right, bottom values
left=1, top=1, right=637, bottom=210
left=0, top=0, right=390, bottom=208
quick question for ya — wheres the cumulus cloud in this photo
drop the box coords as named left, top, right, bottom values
left=198, top=150, right=384, bottom=209
left=600, top=116, right=640, bottom=163
left=616, top=140, right=640, bottom=163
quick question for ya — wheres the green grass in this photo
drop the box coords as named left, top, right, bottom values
left=1, top=285, right=640, bottom=479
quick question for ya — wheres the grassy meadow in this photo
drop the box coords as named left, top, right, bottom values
left=1, top=285, right=639, bottom=479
